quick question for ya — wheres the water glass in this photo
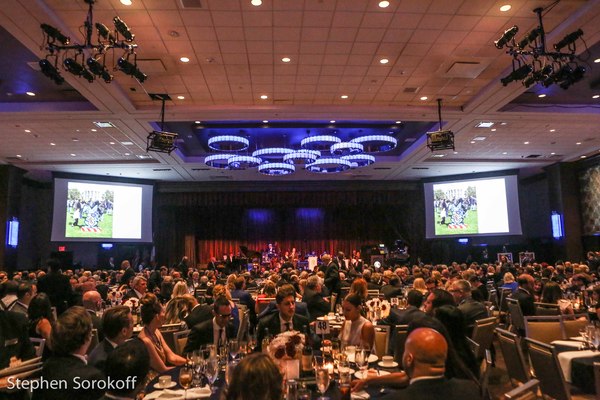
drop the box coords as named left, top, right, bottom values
left=229, top=339, right=239, bottom=360
left=315, top=367, right=330, bottom=400
left=226, top=359, right=239, bottom=386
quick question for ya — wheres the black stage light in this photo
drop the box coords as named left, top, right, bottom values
left=494, top=26, right=519, bottom=49
left=554, top=29, right=584, bottom=51
left=517, top=27, right=541, bottom=50
left=95, top=22, right=116, bottom=44
left=117, top=57, right=147, bottom=82
left=63, top=57, right=95, bottom=82
left=522, top=65, right=553, bottom=88
left=113, top=17, right=134, bottom=41
left=86, top=57, right=113, bottom=83
left=40, top=23, right=70, bottom=45
left=500, top=64, right=532, bottom=86
left=559, top=65, right=586, bottom=89
left=39, top=59, right=65, bottom=84
left=542, top=64, right=572, bottom=88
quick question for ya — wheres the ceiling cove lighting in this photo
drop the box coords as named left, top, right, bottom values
left=208, top=135, right=249, bottom=151
left=330, top=142, right=364, bottom=156
left=283, top=149, right=321, bottom=165
left=227, top=155, right=262, bottom=170
left=350, top=135, right=397, bottom=152
left=341, top=154, right=376, bottom=168
left=306, top=157, right=352, bottom=174
left=38, top=0, right=145, bottom=85
left=205, top=154, right=236, bottom=169
left=258, top=162, right=295, bottom=176
left=301, top=135, right=342, bottom=151
left=495, top=6, right=586, bottom=90
left=252, top=147, right=294, bottom=159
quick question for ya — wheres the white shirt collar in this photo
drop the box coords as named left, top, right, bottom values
left=72, top=353, right=88, bottom=365
left=279, top=314, right=293, bottom=332
left=409, top=375, right=445, bottom=385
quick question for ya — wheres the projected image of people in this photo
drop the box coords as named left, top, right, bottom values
left=433, top=183, right=478, bottom=235
left=65, top=183, right=114, bottom=238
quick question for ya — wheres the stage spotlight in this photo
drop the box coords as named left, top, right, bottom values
left=40, top=23, right=70, bottom=45
left=86, top=57, right=113, bottom=83
left=522, top=65, right=553, bottom=88
left=554, top=29, right=584, bottom=51
left=494, top=26, right=518, bottom=49
left=500, top=64, right=532, bottom=86
left=64, top=58, right=95, bottom=82
left=542, top=64, right=572, bottom=88
left=95, top=22, right=116, bottom=44
left=39, top=59, right=65, bottom=84
left=559, top=65, right=586, bottom=90
left=113, top=17, right=134, bottom=41
left=517, top=27, right=541, bottom=49
left=117, top=57, right=147, bottom=82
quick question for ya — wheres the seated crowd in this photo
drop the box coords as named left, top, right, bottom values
left=1, top=250, right=600, bottom=399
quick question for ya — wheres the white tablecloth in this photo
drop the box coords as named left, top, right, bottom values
left=557, top=350, right=598, bottom=383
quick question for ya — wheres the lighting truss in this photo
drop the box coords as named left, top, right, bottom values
left=495, top=5, right=586, bottom=89
left=38, top=0, right=146, bottom=84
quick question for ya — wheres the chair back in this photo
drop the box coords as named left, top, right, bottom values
left=500, top=289, right=514, bottom=312
left=237, top=307, right=249, bottom=342
left=466, top=337, right=480, bottom=359
left=524, top=316, right=564, bottom=344
left=340, top=287, right=350, bottom=300
left=507, top=298, right=526, bottom=333
left=257, top=298, right=275, bottom=314
left=30, top=337, right=46, bottom=358
left=160, top=323, right=184, bottom=352
left=0, top=358, right=43, bottom=379
left=524, top=337, right=571, bottom=400
left=480, top=349, right=493, bottom=400
left=330, top=293, right=338, bottom=312
left=594, top=362, right=600, bottom=398
left=367, top=290, right=380, bottom=299
left=373, top=325, right=390, bottom=358
left=495, top=328, right=530, bottom=386
left=471, top=316, right=498, bottom=361
left=503, top=379, right=540, bottom=400
left=561, top=314, right=589, bottom=339
left=393, top=325, right=409, bottom=364
left=87, top=328, right=99, bottom=355
left=173, top=330, right=190, bottom=356
left=534, top=302, right=560, bottom=316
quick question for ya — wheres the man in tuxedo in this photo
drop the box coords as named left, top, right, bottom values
left=88, top=306, right=133, bottom=371
left=36, top=258, right=73, bottom=315
left=384, top=290, right=426, bottom=326
left=450, top=280, right=488, bottom=336
left=381, top=276, right=403, bottom=301
left=0, top=308, right=35, bottom=369
left=82, top=290, right=104, bottom=341
left=379, top=327, right=481, bottom=400
left=511, top=274, right=536, bottom=317
left=322, top=254, right=341, bottom=299
left=184, top=296, right=236, bottom=353
left=183, top=294, right=212, bottom=328
left=256, top=285, right=309, bottom=351
left=99, top=339, right=149, bottom=400
left=120, top=260, right=136, bottom=288
left=302, top=275, right=329, bottom=322
left=8, top=281, right=36, bottom=315
left=124, top=276, right=147, bottom=300
left=32, top=306, right=105, bottom=400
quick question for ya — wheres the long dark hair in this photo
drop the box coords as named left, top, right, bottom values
left=28, top=292, right=53, bottom=322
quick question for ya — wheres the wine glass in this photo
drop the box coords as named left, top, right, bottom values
left=354, top=348, right=368, bottom=378
left=204, top=357, right=220, bottom=394
left=226, top=359, right=239, bottom=387
left=179, top=365, right=193, bottom=397
left=315, top=367, right=331, bottom=400
left=247, top=333, right=257, bottom=353
left=229, top=339, right=239, bottom=360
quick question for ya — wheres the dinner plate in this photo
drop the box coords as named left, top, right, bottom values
left=347, top=354, right=379, bottom=364
left=154, top=381, right=177, bottom=389
left=377, top=361, right=399, bottom=368
left=354, top=369, right=390, bottom=379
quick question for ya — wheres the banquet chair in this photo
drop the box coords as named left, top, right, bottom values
left=534, top=302, right=561, bottom=316
left=160, top=323, right=185, bottom=353
left=466, top=337, right=480, bottom=359
left=330, top=293, right=337, bottom=312
left=392, top=325, right=409, bottom=364
left=503, top=379, right=540, bottom=400
left=173, top=329, right=190, bottom=356
left=367, top=290, right=380, bottom=299
left=524, top=316, right=564, bottom=344
left=87, top=328, right=99, bottom=355
left=480, top=349, right=493, bottom=400
left=237, top=308, right=249, bottom=342
left=507, top=298, right=526, bottom=335
left=30, top=337, right=45, bottom=358
left=560, top=314, right=589, bottom=339
left=594, top=362, right=600, bottom=398
left=495, top=328, right=531, bottom=387
left=471, top=316, right=498, bottom=361
left=256, top=298, right=275, bottom=314
left=524, top=337, right=571, bottom=400
left=374, top=325, right=390, bottom=358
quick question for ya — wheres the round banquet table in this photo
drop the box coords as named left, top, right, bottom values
left=570, top=354, right=600, bottom=394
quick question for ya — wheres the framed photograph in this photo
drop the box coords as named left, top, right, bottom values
left=519, top=252, right=535, bottom=265
left=497, top=252, right=513, bottom=263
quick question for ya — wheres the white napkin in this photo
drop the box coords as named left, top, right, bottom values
left=551, top=340, right=583, bottom=349
left=556, top=350, right=597, bottom=383
left=144, top=386, right=212, bottom=399
left=351, top=390, right=370, bottom=399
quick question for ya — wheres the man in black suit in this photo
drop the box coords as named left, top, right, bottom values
left=230, top=276, right=257, bottom=325
left=183, top=294, right=212, bottom=328
left=384, top=290, right=426, bottom=326
left=32, top=306, right=105, bottom=400
left=0, top=308, right=35, bottom=369
left=322, top=255, right=341, bottom=299
left=511, top=274, right=536, bottom=317
left=381, top=276, right=403, bottom=301
left=302, top=275, right=329, bottom=322
left=89, top=306, right=133, bottom=371
left=381, top=327, right=481, bottom=400
left=99, top=339, right=149, bottom=400
left=257, top=285, right=309, bottom=351
left=450, top=280, right=488, bottom=336
left=83, top=290, right=104, bottom=341
left=36, top=258, right=73, bottom=315
left=184, top=296, right=236, bottom=354
left=124, top=276, right=147, bottom=300
left=120, top=260, right=136, bottom=288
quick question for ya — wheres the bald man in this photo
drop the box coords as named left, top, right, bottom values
left=381, top=328, right=481, bottom=400
left=82, top=290, right=104, bottom=341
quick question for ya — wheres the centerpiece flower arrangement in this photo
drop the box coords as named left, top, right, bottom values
left=107, top=289, right=123, bottom=306
left=366, top=298, right=391, bottom=320
left=268, top=330, right=305, bottom=361
left=123, top=297, right=140, bottom=311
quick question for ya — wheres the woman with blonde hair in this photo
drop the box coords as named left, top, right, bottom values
left=171, top=280, right=189, bottom=299
left=164, top=296, right=192, bottom=325
left=500, top=272, right=518, bottom=293
left=412, top=277, right=428, bottom=295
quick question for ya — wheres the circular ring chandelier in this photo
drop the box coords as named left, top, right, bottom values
left=306, top=157, right=352, bottom=173
left=258, top=162, right=295, bottom=176
left=301, top=135, right=341, bottom=151
left=204, top=153, right=235, bottom=169
left=350, top=135, right=397, bottom=152
left=227, top=155, right=262, bottom=169
left=283, top=149, right=321, bottom=165
left=208, top=135, right=249, bottom=151
left=341, top=153, right=376, bottom=168
left=330, top=141, right=364, bottom=156
left=252, top=147, right=294, bottom=159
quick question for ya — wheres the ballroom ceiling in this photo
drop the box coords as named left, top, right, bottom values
left=0, top=0, right=599, bottom=182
